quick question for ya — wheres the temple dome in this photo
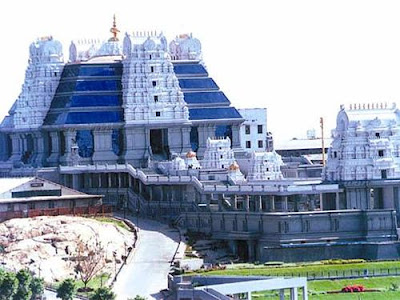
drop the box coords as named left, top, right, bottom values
left=229, top=161, right=240, bottom=171
left=186, top=151, right=196, bottom=158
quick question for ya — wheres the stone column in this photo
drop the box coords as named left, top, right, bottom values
left=247, top=240, right=255, bottom=262
left=290, top=287, right=298, bottom=300
left=279, top=289, right=285, bottom=300
left=245, top=195, right=250, bottom=212
left=47, top=131, right=60, bottom=166
left=256, top=195, right=262, bottom=212
left=335, top=192, right=340, bottom=210
left=319, top=193, right=324, bottom=210
left=282, top=196, right=288, bottom=212
left=8, top=133, right=22, bottom=164
left=270, top=195, right=275, bottom=212
left=72, top=174, right=80, bottom=190
left=302, top=286, right=308, bottom=300
left=231, top=124, right=242, bottom=149
left=383, top=186, right=395, bottom=209
left=124, top=127, right=147, bottom=166
left=60, top=130, right=77, bottom=165
left=181, top=126, right=192, bottom=154
left=33, top=131, right=45, bottom=166
left=92, top=128, right=118, bottom=164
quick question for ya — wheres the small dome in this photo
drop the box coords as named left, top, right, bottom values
left=186, top=151, right=197, bottom=158
left=229, top=161, right=240, bottom=171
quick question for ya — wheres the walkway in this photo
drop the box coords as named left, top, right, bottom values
left=113, top=215, right=181, bottom=300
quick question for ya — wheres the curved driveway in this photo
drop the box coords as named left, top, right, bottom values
left=113, top=216, right=181, bottom=300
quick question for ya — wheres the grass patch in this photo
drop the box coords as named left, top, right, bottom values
left=252, top=276, right=400, bottom=299
left=94, top=217, right=131, bottom=231
left=192, top=260, right=400, bottom=277
left=52, top=273, right=111, bottom=297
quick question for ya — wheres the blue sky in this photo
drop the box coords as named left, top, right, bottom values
left=1, top=0, right=400, bottom=142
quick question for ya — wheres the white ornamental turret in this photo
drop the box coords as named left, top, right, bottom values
left=13, top=36, right=65, bottom=129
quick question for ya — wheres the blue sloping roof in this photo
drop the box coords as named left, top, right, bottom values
left=50, top=95, right=122, bottom=109
left=66, top=111, right=123, bottom=124
left=178, top=78, right=219, bottom=90
left=44, top=111, right=123, bottom=125
left=189, top=107, right=243, bottom=120
left=173, top=63, right=208, bottom=76
left=183, top=92, right=230, bottom=105
left=62, top=64, right=123, bottom=78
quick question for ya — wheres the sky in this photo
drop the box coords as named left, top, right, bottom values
left=1, top=0, right=400, bottom=143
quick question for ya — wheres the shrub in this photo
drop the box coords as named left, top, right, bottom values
left=341, top=284, right=365, bottom=293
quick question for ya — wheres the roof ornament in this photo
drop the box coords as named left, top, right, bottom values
left=109, top=14, right=120, bottom=42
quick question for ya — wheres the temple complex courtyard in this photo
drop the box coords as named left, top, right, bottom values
left=0, top=215, right=135, bottom=283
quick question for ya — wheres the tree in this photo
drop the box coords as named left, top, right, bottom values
left=15, top=269, right=32, bottom=300
left=74, top=235, right=106, bottom=290
left=90, top=287, right=116, bottom=300
left=30, top=277, right=44, bottom=300
left=0, top=271, right=17, bottom=300
left=56, top=278, right=76, bottom=300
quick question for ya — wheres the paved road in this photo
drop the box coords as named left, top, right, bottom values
left=112, top=216, right=180, bottom=300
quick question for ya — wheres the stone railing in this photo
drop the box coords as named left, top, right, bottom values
left=59, top=163, right=339, bottom=195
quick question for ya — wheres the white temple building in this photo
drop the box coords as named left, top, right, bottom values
left=324, top=102, right=400, bottom=181
left=201, top=137, right=235, bottom=169
left=1, top=17, right=400, bottom=264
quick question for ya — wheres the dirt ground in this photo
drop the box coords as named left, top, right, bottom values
left=0, top=215, right=135, bottom=283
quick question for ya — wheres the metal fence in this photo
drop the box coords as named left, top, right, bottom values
left=268, top=267, right=400, bottom=281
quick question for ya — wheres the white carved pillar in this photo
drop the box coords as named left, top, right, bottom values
left=92, top=128, right=118, bottom=164
left=47, top=131, right=60, bottom=166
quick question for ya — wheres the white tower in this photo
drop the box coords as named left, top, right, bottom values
left=324, top=103, right=400, bottom=181
left=122, top=32, right=189, bottom=124
left=13, top=36, right=64, bottom=129
left=202, top=137, right=235, bottom=169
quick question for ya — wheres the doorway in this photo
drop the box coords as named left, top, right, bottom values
left=150, top=129, right=169, bottom=159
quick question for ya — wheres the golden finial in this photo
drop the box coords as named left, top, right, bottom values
left=109, top=14, right=120, bottom=42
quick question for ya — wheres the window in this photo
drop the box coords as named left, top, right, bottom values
left=155, top=111, right=161, bottom=117
left=376, top=132, right=380, bottom=138
left=246, top=141, right=251, bottom=148
left=378, top=150, right=384, bottom=157
left=150, top=66, right=154, bottom=73
left=258, top=140, right=263, bottom=148
left=258, top=125, right=263, bottom=134
left=220, top=155, right=223, bottom=159
left=154, top=95, right=158, bottom=102
left=245, top=125, right=250, bottom=135
left=49, top=201, right=55, bottom=209
left=334, top=151, right=337, bottom=158
left=152, top=81, right=157, bottom=87
left=28, top=203, right=35, bottom=210
left=382, top=169, right=387, bottom=179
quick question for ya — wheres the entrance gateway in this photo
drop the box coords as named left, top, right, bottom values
left=150, top=129, right=169, bottom=160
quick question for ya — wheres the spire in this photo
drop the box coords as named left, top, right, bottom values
left=109, top=14, right=120, bottom=42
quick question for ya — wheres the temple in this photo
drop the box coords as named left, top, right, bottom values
left=1, top=18, right=400, bottom=262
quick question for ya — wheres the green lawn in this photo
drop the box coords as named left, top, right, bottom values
left=195, top=260, right=400, bottom=278
left=52, top=273, right=111, bottom=297
left=93, top=216, right=131, bottom=231
left=192, top=261, right=400, bottom=299
left=251, top=276, right=400, bottom=299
